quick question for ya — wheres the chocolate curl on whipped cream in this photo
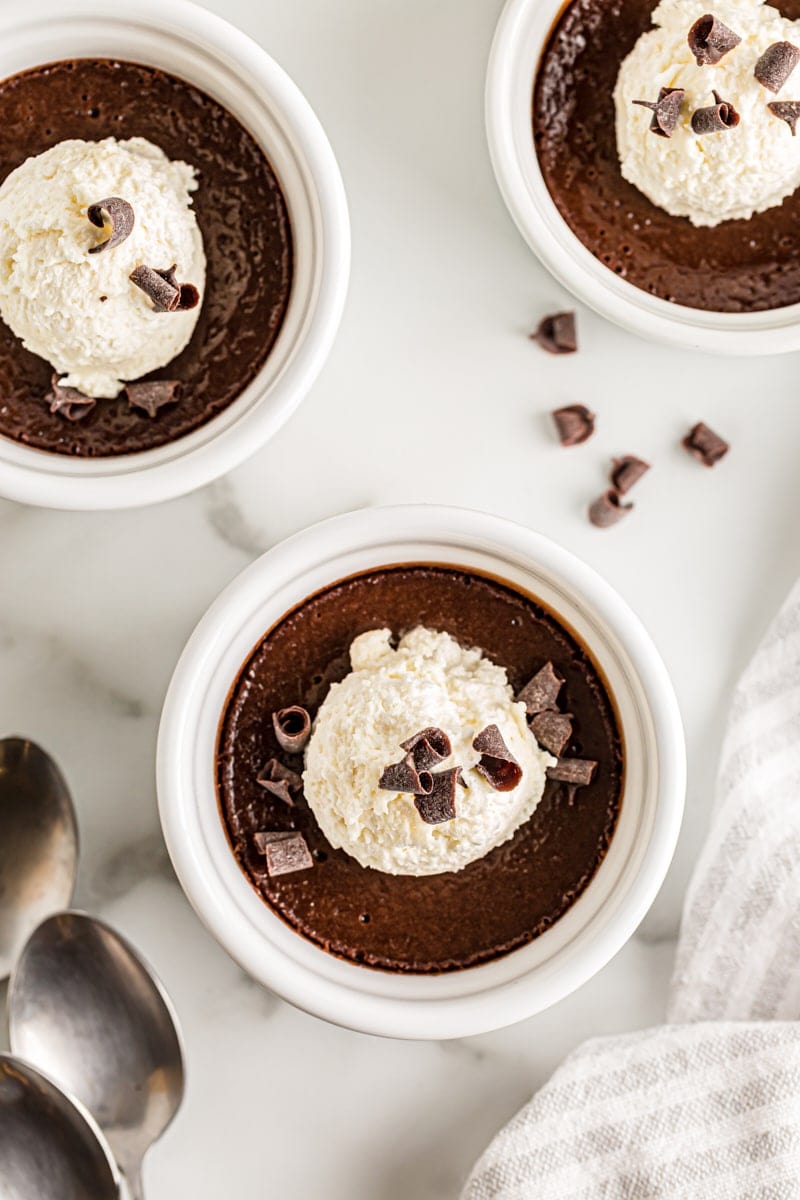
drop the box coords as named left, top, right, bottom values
left=272, top=706, right=312, bottom=754
left=379, top=755, right=433, bottom=796
left=46, top=374, right=96, bottom=422
left=691, top=91, right=741, bottom=135
left=125, top=380, right=181, bottom=417
left=87, top=197, right=134, bottom=254
left=687, top=14, right=741, bottom=66
left=472, top=725, right=522, bottom=793
left=257, top=758, right=303, bottom=807
left=130, top=264, right=200, bottom=313
left=401, top=726, right=452, bottom=770
left=767, top=100, right=800, bottom=135
left=532, top=311, right=577, bottom=354
left=632, top=87, right=685, bottom=138
left=755, top=41, right=800, bottom=93
left=414, top=768, right=461, bottom=825
left=518, top=662, right=564, bottom=716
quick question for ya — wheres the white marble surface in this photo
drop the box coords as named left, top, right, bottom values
left=2, top=0, right=800, bottom=1195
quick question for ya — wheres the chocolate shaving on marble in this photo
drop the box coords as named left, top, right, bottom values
left=125, top=380, right=181, bottom=417
left=632, top=87, right=685, bottom=137
left=518, top=662, right=563, bottom=716
left=272, top=706, right=312, bottom=754
left=414, top=767, right=461, bottom=825
left=547, top=757, right=598, bottom=787
left=682, top=421, right=729, bottom=466
left=379, top=756, right=433, bottom=795
left=87, top=197, right=134, bottom=254
left=767, top=100, right=800, bottom=134
left=257, top=758, right=303, bottom=806
left=401, top=726, right=452, bottom=770
left=130, top=264, right=199, bottom=312
left=589, top=489, right=633, bottom=529
left=551, top=404, right=595, bottom=447
left=610, top=455, right=650, bottom=495
left=45, top=375, right=96, bottom=422
left=254, top=830, right=295, bottom=853
left=691, top=91, right=740, bottom=134
left=755, top=41, right=800, bottom=92
left=530, top=711, right=573, bottom=757
left=532, top=311, right=577, bottom=354
left=263, top=832, right=314, bottom=877
left=472, top=724, right=522, bottom=792
left=687, top=13, right=741, bottom=66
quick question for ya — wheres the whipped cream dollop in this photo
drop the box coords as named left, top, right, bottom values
left=0, top=137, right=205, bottom=398
left=302, top=627, right=555, bottom=876
left=615, top=0, right=800, bottom=226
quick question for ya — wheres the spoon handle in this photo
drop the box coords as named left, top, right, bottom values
left=122, top=1163, right=144, bottom=1200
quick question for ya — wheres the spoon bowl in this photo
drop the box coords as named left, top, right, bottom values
left=0, top=737, right=78, bottom=981
left=0, top=1053, right=119, bottom=1200
left=9, top=911, right=184, bottom=1199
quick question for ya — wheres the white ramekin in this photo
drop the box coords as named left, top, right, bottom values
left=486, top=0, right=800, bottom=355
left=0, top=0, right=350, bottom=510
left=157, top=505, right=685, bottom=1040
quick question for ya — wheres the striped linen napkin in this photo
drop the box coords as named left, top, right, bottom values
left=463, top=579, right=800, bottom=1200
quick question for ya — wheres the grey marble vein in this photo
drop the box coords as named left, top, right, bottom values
left=87, top=832, right=177, bottom=908
left=203, top=478, right=271, bottom=557
left=0, top=618, right=150, bottom=720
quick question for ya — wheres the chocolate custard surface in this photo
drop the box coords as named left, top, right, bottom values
left=0, top=59, right=292, bottom=456
left=217, top=566, right=624, bottom=975
left=534, top=0, right=800, bottom=311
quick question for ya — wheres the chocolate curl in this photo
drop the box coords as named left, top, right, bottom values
left=691, top=91, right=740, bottom=135
left=518, top=662, right=563, bottom=716
left=588, top=489, right=633, bottom=529
left=154, top=265, right=200, bottom=311
left=532, top=311, right=577, bottom=354
left=755, top=41, right=800, bottom=93
left=87, top=197, right=134, bottom=254
left=262, top=832, right=314, bottom=877
left=551, top=404, right=595, bottom=446
left=379, top=756, right=433, bottom=795
left=687, top=13, right=741, bottom=66
left=400, top=726, right=452, bottom=770
left=530, top=711, right=573, bottom=757
left=45, top=374, right=96, bottom=422
left=414, top=768, right=461, bottom=825
left=682, top=421, right=729, bottom=466
left=472, top=725, right=522, bottom=792
left=257, top=758, right=303, bottom=806
left=130, top=264, right=200, bottom=312
left=547, top=758, right=598, bottom=787
left=272, top=706, right=312, bottom=754
left=610, top=455, right=650, bottom=495
left=767, top=101, right=800, bottom=135
left=125, top=380, right=181, bottom=417
left=632, top=87, right=685, bottom=138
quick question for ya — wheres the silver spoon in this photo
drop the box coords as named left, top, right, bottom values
left=9, top=911, right=185, bottom=1200
left=0, top=1053, right=119, bottom=1200
left=0, top=737, right=78, bottom=981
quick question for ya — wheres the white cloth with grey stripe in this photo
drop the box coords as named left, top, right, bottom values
left=463, top=580, right=800, bottom=1200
